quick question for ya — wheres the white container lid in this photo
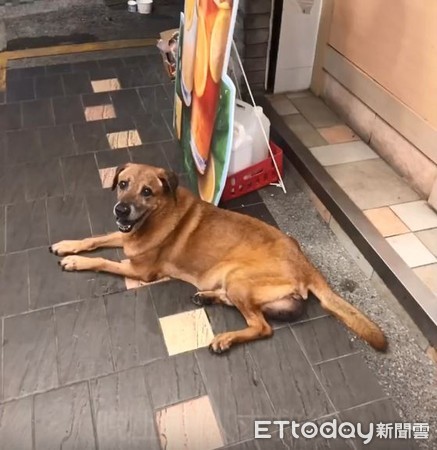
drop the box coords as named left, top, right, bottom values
left=127, top=0, right=137, bottom=4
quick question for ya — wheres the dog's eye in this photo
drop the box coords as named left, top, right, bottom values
left=141, top=187, right=153, bottom=197
left=118, top=180, right=128, bottom=190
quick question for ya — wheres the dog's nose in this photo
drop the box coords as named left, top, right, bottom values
left=114, top=202, right=131, bottom=218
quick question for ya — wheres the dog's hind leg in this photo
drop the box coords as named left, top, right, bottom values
left=49, top=232, right=123, bottom=256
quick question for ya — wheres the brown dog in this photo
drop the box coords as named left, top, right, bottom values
left=49, top=163, right=387, bottom=353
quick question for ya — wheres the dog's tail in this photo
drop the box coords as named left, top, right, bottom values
left=308, top=271, right=387, bottom=352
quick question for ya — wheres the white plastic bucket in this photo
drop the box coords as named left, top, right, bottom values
left=228, top=121, right=253, bottom=175
left=137, top=0, right=152, bottom=14
left=127, top=0, right=137, bottom=12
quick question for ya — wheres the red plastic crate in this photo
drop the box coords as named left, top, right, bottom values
left=221, top=141, right=284, bottom=202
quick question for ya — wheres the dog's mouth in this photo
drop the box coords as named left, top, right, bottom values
left=116, top=213, right=147, bottom=233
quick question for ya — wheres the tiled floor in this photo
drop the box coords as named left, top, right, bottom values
left=0, top=51, right=422, bottom=449
left=270, top=92, right=437, bottom=297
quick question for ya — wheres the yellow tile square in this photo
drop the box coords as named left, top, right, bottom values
left=91, top=78, right=121, bottom=93
left=364, top=207, right=409, bottom=237
left=318, top=125, right=360, bottom=144
left=159, top=309, right=214, bottom=356
left=156, top=396, right=223, bottom=450
left=106, top=130, right=142, bottom=149
left=84, top=104, right=116, bottom=122
left=99, top=167, right=117, bottom=189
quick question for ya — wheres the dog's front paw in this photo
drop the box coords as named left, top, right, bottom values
left=209, top=333, right=233, bottom=354
left=191, top=292, right=214, bottom=307
left=50, top=240, right=84, bottom=256
left=59, top=255, right=94, bottom=272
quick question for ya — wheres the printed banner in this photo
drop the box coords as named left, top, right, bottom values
left=173, top=0, right=238, bottom=205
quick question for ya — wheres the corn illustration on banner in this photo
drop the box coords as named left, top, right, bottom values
left=173, top=0, right=238, bottom=205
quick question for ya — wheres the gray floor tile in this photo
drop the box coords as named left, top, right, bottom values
left=110, top=89, right=146, bottom=117
left=5, top=128, right=44, bottom=165
left=25, top=159, right=64, bottom=201
left=161, top=140, right=185, bottom=174
left=145, top=352, right=205, bottom=409
left=0, top=103, right=22, bottom=132
left=62, top=71, right=93, bottom=96
left=0, top=164, right=26, bottom=205
left=138, top=85, right=172, bottom=113
left=73, top=121, right=109, bottom=154
left=39, top=124, right=77, bottom=160
left=205, top=304, right=247, bottom=335
left=292, top=316, right=357, bottom=364
left=0, top=252, right=29, bottom=316
left=249, top=327, right=333, bottom=420
left=340, top=398, right=419, bottom=449
left=34, top=382, right=96, bottom=450
left=95, top=148, right=131, bottom=169
left=3, top=309, right=58, bottom=400
left=61, top=153, right=101, bottom=196
left=6, top=77, right=35, bottom=103
left=55, top=298, right=114, bottom=384
left=47, top=195, right=92, bottom=243
left=104, top=288, right=167, bottom=371
left=315, top=353, right=386, bottom=410
left=86, top=189, right=119, bottom=236
left=129, top=143, right=169, bottom=168
left=134, top=112, right=173, bottom=144
left=6, top=199, right=49, bottom=252
left=28, top=247, right=84, bottom=309
left=0, top=206, right=4, bottom=254
left=310, top=141, right=379, bottom=167
left=297, top=294, right=329, bottom=322
left=326, top=159, right=420, bottom=210
left=196, top=345, right=276, bottom=444
left=22, top=98, right=55, bottom=129
left=283, top=114, right=327, bottom=148
left=149, top=279, right=197, bottom=317
left=291, top=96, right=342, bottom=128
left=52, top=95, right=85, bottom=125
left=90, top=367, right=160, bottom=450
left=0, top=397, right=33, bottom=450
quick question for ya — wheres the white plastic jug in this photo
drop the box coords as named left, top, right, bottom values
left=228, top=121, right=253, bottom=175
left=234, top=99, right=270, bottom=165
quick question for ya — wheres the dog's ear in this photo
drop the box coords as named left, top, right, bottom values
left=158, top=169, right=179, bottom=200
left=111, top=165, right=126, bottom=191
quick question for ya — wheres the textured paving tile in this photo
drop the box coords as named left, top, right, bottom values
left=129, top=143, right=169, bottom=168
left=134, top=112, right=173, bottom=144
left=413, top=264, right=437, bottom=295
left=110, top=88, right=145, bottom=117
left=160, top=140, right=185, bottom=174
left=196, top=345, right=275, bottom=443
left=90, top=367, right=160, bottom=450
left=7, top=66, right=45, bottom=79
left=150, top=279, right=197, bottom=317
left=0, top=103, right=21, bottom=131
left=73, top=121, right=109, bottom=153
left=28, top=246, right=84, bottom=309
left=310, top=141, right=379, bottom=167
left=55, top=298, right=114, bottom=384
left=5, top=128, right=43, bottom=164
left=99, top=166, right=117, bottom=188
left=46, top=63, right=72, bottom=74
left=39, top=124, right=77, bottom=158
left=145, top=352, right=206, bottom=409
left=34, top=382, right=96, bottom=450
left=249, top=327, right=333, bottom=419
left=99, top=58, right=125, bottom=69
left=160, top=308, right=214, bottom=356
left=71, top=60, right=99, bottom=73
left=6, top=77, right=35, bottom=102
left=62, top=71, right=93, bottom=95
left=104, top=115, right=136, bottom=134
left=292, top=316, right=357, bottom=364
left=283, top=114, right=327, bottom=147
left=107, top=129, right=142, bottom=149
left=84, top=104, right=116, bottom=122
left=270, top=94, right=299, bottom=115
left=386, top=233, right=437, bottom=268
left=6, top=199, right=49, bottom=252
left=52, top=95, right=85, bottom=125
left=291, top=96, right=342, bottom=128
left=46, top=194, right=92, bottom=243
left=317, top=124, right=360, bottom=144
left=91, top=78, right=121, bottom=93
left=24, top=159, right=64, bottom=200
left=156, top=395, right=224, bottom=450
left=3, top=310, right=58, bottom=400
left=61, top=153, right=101, bottom=195
left=34, top=74, right=64, bottom=99
left=86, top=189, right=119, bottom=235
left=416, top=228, right=437, bottom=257
left=0, top=251, right=29, bottom=316
left=390, top=200, right=437, bottom=232
left=82, top=91, right=111, bottom=107
left=0, top=397, right=32, bottom=450
left=340, top=398, right=418, bottom=449
left=326, top=159, right=420, bottom=210
left=138, top=85, right=172, bottom=112
left=95, top=148, right=131, bottom=168
left=315, top=353, right=386, bottom=410
left=116, top=66, right=148, bottom=89
left=363, top=207, right=409, bottom=237
left=88, top=67, right=118, bottom=82
left=105, top=288, right=167, bottom=370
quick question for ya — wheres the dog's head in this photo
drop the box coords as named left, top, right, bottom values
left=111, top=163, right=179, bottom=233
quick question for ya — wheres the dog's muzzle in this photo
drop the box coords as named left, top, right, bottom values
left=113, top=202, right=145, bottom=233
